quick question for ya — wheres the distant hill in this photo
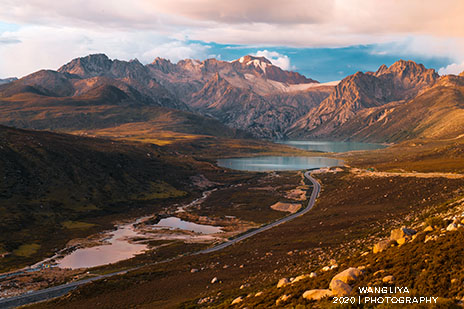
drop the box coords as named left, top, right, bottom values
left=0, top=125, right=222, bottom=270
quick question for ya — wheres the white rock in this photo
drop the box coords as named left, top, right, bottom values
left=447, top=223, right=458, bottom=231
left=331, top=267, right=363, bottom=285
left=291, top=274, right=308, bottom=284
left=277, top=278, right=289, bottom=288
left=302, top=289, right=333, bottom=301
left=322, top=266, right=331, bottom=272
left=276, top=294, right=291, bottom=305
left=231, top=296, right=243, bottom=305
left=211, top=277, right=218, bottom=284
left=329, top=279, right=352, bottom=296
left=373, top=239, right=393, bottom=253
left=382, top=275, right=395, bottom=283
left=309, top=272, right=317, bottom=278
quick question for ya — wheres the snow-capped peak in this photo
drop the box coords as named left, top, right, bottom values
left=234, top=55, right=272, bottom=72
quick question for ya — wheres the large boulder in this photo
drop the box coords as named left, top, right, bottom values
left=373, top=239, right=394, bottom=253
left=330, top=267, right=363, bottom=285
left=390, top=227, right=416, bottom=242
left=330, top=279, right=352, bottom=296
left=302, top=289, right=333, bottom=301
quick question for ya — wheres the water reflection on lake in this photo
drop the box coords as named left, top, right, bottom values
left=217, top=156, right=340, bottom=172
left=57, top=223, right=147, bottom=269
left=153, top=217, right=222, bottom=234
left=278, top=140, right=387, bottom=153
left=56, top=217, right=222, bottom=269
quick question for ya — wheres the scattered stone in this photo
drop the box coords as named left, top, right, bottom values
left=277, top=278, right=290, bottom=288
left=240, top=283, right=250, bottom=289
left=330, top=279, right=352, bottom=296
left=309, top=272, right=317, bottom=278
left=198, top=297, right=212, bottom=304
left=361, top=251, right=369, bottom=256
left=382, top=275, right=395, bottom=284
left=211, top=277, right=218, bottom=284
left=322, top=266, right=331, bottom=272
left=373, top=239, right=393, bottom=253
left=451, top=278, right=458, bottom=284
left=291, top=274, right=308, bottom=284
left=390, top=227, right=417, bottom=241
left=373, top=270, right=385, bottom=276
left=447, top=223, right=458, bottom=231
left=397, top=237, right=407, bottom=246
left=330, top=264, right=338, bottom=270
left=255, top=292, right=263, bottom=297
left=276, top=294, right=291, bottom=305
left=358, top=266, right=366, bottom=270
left=331, top=267, right=363, bottom=285
left=424, top=226, right=434, bottom=232
left=425, top=235, right=437, bottom=243
left=231, top=296, right=243, bottom=305
left=190, top=268, right=198, bottom=273
left=302, top=289, right=333, bottom=301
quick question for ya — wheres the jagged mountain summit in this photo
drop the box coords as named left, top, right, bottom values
left=288, top=60, right=441, bottom=140
left=148, top=54, right=331, bottom=138
left=0, top=53, right=332, bottom=139
left=2, top=54, right=462, bottom=143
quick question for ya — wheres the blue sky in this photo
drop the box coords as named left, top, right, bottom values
left=0, top=1, right=463, bottom=80
left=200, top=42, right=452, bottom=82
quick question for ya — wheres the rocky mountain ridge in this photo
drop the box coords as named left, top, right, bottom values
left=2, top=54, right=463, bottom=142
left=288, top=60, right=448, bottom=141
left=1, top=53, right=332, bottom=139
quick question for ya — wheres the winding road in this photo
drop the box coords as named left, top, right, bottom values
left=196, top=170, right=320, bottom=254
left=0, top=170, right=320, bottom=309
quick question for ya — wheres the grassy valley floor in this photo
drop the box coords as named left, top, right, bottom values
left=30, top=166, right=464, bottom=308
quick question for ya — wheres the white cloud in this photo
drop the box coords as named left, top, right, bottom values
left=253, top=50, right=294, bottom=70
left=0, top=25, right=211, bottom=77
left=141, top=41, right=211, bottom=63
left=1, top=0, right=464, bottom=76
left=438, top=62, right=464, bottom=75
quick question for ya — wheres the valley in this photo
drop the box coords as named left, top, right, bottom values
left=1, top=52, right=464, bottom=308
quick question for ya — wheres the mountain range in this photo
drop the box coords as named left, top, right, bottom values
left=1, top=54, right=463, bottom=142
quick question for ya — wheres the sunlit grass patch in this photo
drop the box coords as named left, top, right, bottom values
left=61, top=221, right=96, bottom=230
left=13, top=243, right=41, bottom=257
left=134, top=181, right=187, bottom=200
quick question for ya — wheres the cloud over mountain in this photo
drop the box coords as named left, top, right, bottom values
left=0, top=0, right=463, bottom=77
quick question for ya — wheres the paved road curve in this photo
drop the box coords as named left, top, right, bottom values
left=196, top=170, right=320, bottom=254
left=0, top=170, right=320, bottom=309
